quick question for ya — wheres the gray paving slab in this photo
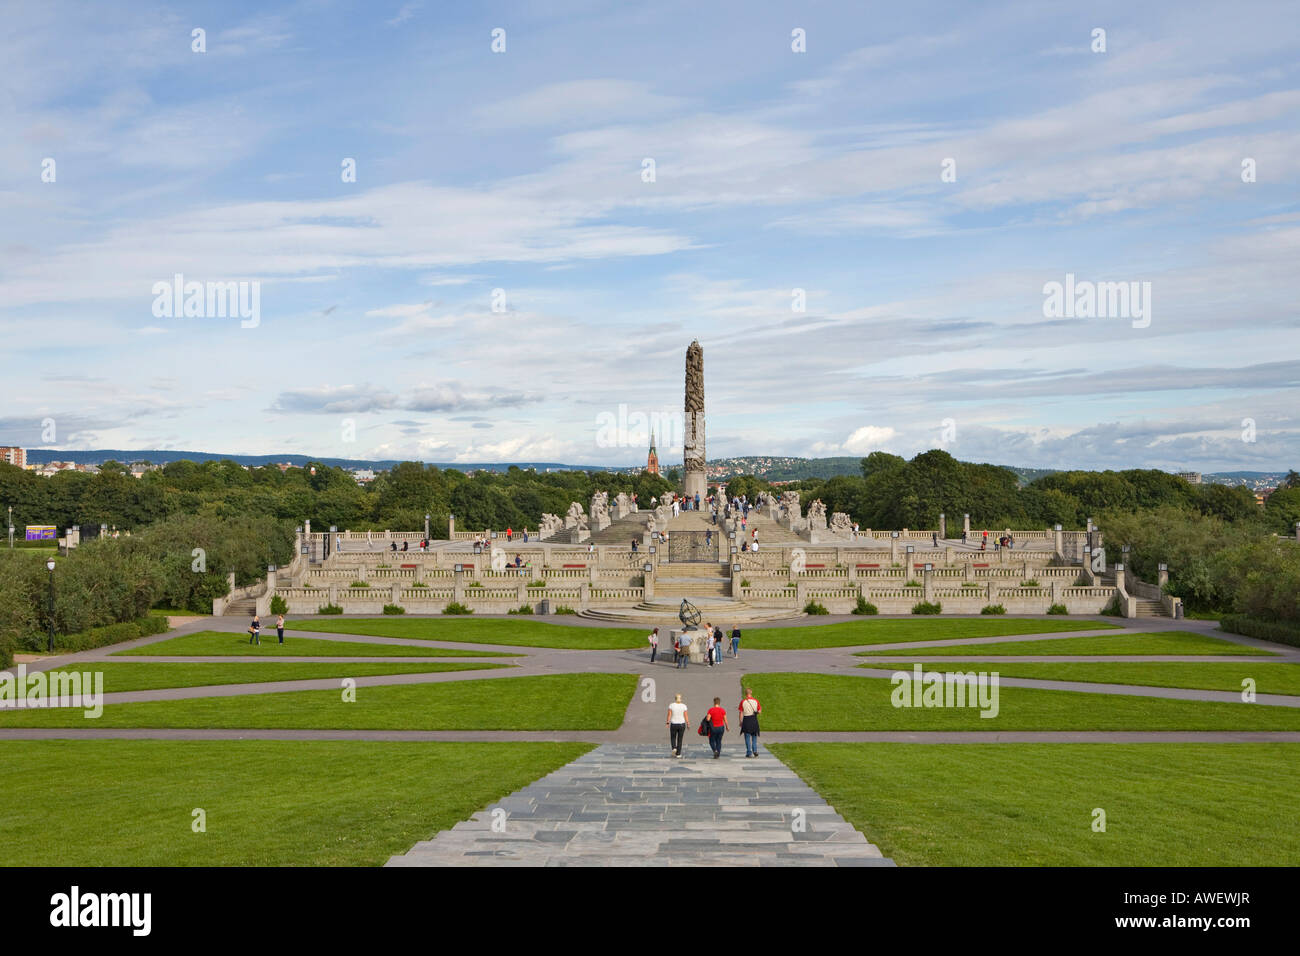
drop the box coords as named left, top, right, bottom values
left=385, top=743, right=894, bottom=867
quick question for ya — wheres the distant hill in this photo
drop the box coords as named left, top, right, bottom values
left=22, top=450, right=603, bottom=473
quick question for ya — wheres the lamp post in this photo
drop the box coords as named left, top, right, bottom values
left=424, top=513, right=431, bottom=540
left=45, top=557, right=56, bottom=653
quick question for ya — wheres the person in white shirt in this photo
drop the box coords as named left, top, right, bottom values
left=705, top=629, right=716, bottom=667
left=648, top=628, right=659, bottom=663
left=666, top=694, right=689, bottom=757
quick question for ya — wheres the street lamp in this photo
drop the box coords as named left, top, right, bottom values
left=424, top=513, right=431, bottom=540
left=45, top=557, right=56, bottom=652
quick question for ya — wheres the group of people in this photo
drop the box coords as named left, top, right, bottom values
left=647, top=624, right=741, bottom=668
left=666, top=687, right=763, bottom=759
left=961, top=529, right=1016, bottom=551
left=388, top=539, right=429, bottom=552
left=503, top=527, right=529, bottom=543
left=246, top=614, right=286, bottom=645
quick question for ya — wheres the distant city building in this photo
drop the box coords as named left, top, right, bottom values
left=352, top=469, right=376, bottom=485
left=0, top=446, right=25, bottom=468
left=646, top=433, right=659, bottom=476
left=1176, top=471, right=1202, bottom=484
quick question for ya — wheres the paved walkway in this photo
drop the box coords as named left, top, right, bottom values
left=386, top=743, right=894, bottom=867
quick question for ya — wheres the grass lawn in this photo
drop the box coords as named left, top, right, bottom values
left=0, top=673, right=636, bottom=730
left=741, top=618, right=1115, bottom=649
left=37, top=661, right=510, bottom=693
left=856, top=630, right=1272, bottom=657
left=770, top=743, right=1300, bottom=865
left=744, top=673, right=1300, bottom=730
left=858, top=661, right=1300, bottom=696
left=115, top=631, right=522, bottom=658
left=288, top=617, right=645, bottom=649
left=0, top=740, right=590, bottom=865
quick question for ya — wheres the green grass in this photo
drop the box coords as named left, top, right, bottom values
left=741, top=618, right=1115, bottom=649
left=0, top=740, right=590, bottom=865
left=288, top=617, right=644, bottom=649
left=744, top=673, right=1300, bottom=730
left=859, top=661, right=1300, bottom=696
left=114, top=631, right=522, bottom=658
left=770, top=743, right=1300, bottom=866
left=856, top=630, right=1273, bottom=657
left=38, top=661, right=510, bottom=693
left=0, top=673, right=636, bottom=730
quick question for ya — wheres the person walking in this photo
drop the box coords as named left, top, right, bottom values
left=737, top=688, right=762, bottom=757
left=648, top=627, right=659, bottom=663
left=705, top=628, right=716, bottom=667
left=713, top=624, right=724, bottom=664
left=676, top=634, right=689, bottom=668
left=706, top=697, right=729, bottom=758
left=730, top=625, right=741, bottom=658
left=248, top=615, right=262, bottom=646
left=667, top=694, right=689, bottom=758
left=276, top=613, right=285, bottom=644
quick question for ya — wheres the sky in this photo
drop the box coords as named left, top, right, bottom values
left=1, top=0, right=1298, bottom=472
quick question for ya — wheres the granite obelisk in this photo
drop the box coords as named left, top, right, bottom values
left=683, top=340, right=706, bottom=502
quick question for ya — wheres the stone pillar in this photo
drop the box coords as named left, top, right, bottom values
left=963, top=513, right=970, bottom=536
left=1053, top=526, right=1063, bottom=556
left=1113, top=564, right=1126, bottom=592
left=328, top=583, right=338, bottom=607
left=944, top=546, right=954, bottom=566
left=579, top=582, right=590, bottom=610
left=923, top=566, right=934, bottom=603
left=1050, top=580, right=1060, bottom=605
left=985, top=580, right=994, bottom=603
left=517, top=578, right=527, bottom=603
left=356, top=565, right=367, bottom=582
left=683, top=340, right=707, bottom=502
left=448, top=514, right=456, bottom=539
left=889, top=536, right=899, bottom=564
left=267, top=565, right=278, bottom=591
left=796, top=580, right=807, bottom=605
left=1157, top=565, right=1169, bottom=588
left=391, top=582, right=401, bottom=605
left=938, top=513, right=946, bottom=539
left=453, top=568, right=465, bottom=604
left=963, top=561, right=973, bottom=583
left=644, top=565, right=655, bottom=600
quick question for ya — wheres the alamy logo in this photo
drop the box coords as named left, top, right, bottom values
left=0, top=666, right=103, bottom=718
left=890, top=663, right=1000, bottom=718
left=151, top=273, right=261, bottom=328
left=1042, top=273, right=1151, bottom=328
left=50, top=886, right=151, bottom=936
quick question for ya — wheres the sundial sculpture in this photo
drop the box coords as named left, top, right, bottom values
left=679, top=599, right=702, bottom=630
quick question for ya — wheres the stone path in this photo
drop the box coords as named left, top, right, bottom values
left=386, top=743, right=894, bottom=867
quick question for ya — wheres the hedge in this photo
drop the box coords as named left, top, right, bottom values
left=20, top=614, right=170, bottom=653
left=1219, top=615, right=1300, bottom=649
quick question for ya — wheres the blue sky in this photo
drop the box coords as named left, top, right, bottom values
left=2, top=0, right=1297, bottom=470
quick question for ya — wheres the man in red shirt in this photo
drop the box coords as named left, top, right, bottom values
left=706, top=698, right=729, bottom=758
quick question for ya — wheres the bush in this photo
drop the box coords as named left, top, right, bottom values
left=382, top=604, right=405, bottom=615
left=318, top=604, right=343, bottom=615
left=904, top=579, right=922, bottom=588
left=912, top=601, right=942, bottom=615
left=1073, top=574, right=1091, bottom=587
left=409, top=581, right=428, bottom=588
left=1022, top=579, right=1041, bottom=587
left=980, top=604, right=1006, bottom=615
left=553, top=605, right=577, bottom=615
left=1219, top=615, right=1300, bottom=649
left=852, top=597, right=878, bottom=615
left=349, top=581, right=370, bottom=588
left=1047, top=603, right=1069, bottom=615
left=508, top=604, right=534, bottom=615
left=0, top=633, right=12, bottom=670
left=19, top=615, right=171, bottom=653
left=526, top=581, right=547, bottom=589
left=443, top=602, right=474, bottom=615
left=961, top=582, right=983, bottom=589
left=740, top=579, right=751, bottom=588
left=803, top=601, right=829, bottom=615
left=1101, top=594, right=1125, bottom=617
left=270, top=595, right=288, bottom=615
left=465, top=582, right=484, bottom=589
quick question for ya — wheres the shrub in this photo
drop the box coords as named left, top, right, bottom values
left=270, top=595, right=288, bottom=615
left=465, top=582, right=484, bottom=589
left=1047, top=603, right=1069, bottom=615
left=980, top=604, right=1006, bottom=615
left=348, top=581, right=370, bottom=589
left=911, top=601, right=942, bottom=615
left=382, top=604, right=405, bottom=615
left=318, top=604, right=343, bottom=615
left=409, top=581, right=428, bottom=588
left=904, top=579, right=922, bottom=588
left=961, top=582, right=982, bottom=589
left=553, top=605, right=577, bottom=615
left=0, top=633, right=12, bottom=670
left=852, top=597, right=878, bottom=615
left=508, top=604, right=534, bottom=615
left=740, top=579, right=751, bottom=588
left=1101, top=594, right=1125, bottom=617
left=1219, top=615, right=1300, bottom=649
left=1073, top=574, right=1091, bottom=587
left=443, top=601, right=474, bottom=615
left=526, top=581, right=547, bottom=589
left=20, top=615, right=171, bottom=653
left=803, top=601, right=829, bottom=615
left=1021, top=579, right=1041, bottom=587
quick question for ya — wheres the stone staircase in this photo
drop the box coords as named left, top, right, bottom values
left=224, top=597, right=257, bottom=617
left=1134, top=598, right=1169, bottom=618
left=386, top=744, right=894, bottom=867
